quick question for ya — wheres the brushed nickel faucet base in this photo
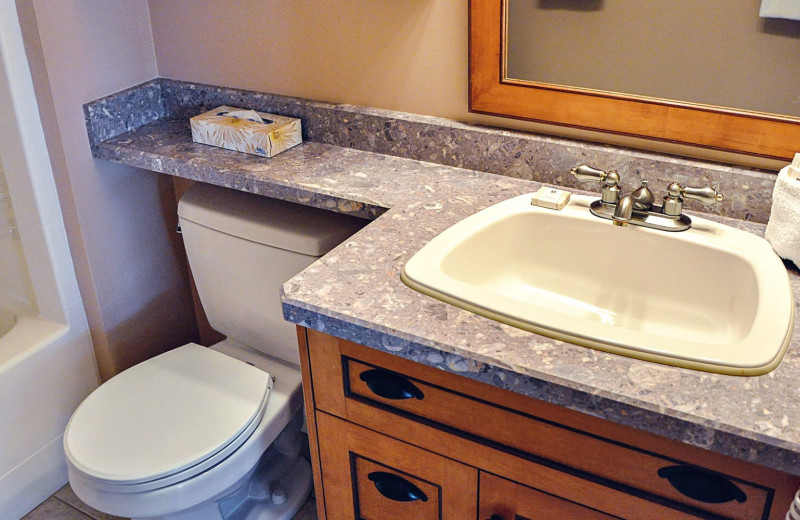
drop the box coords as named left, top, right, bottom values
left=571, top=164, right=723, bottom=232
left=590, top=200, right=692, bottom=232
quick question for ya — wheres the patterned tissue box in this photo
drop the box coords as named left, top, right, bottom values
left=190, top=105, right=302, bottom=158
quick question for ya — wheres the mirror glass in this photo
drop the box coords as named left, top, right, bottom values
left=506, top=0, right=800, bottom=117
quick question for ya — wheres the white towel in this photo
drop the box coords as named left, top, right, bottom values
left=760, top=0, right=800, bottom=20
left=765, top=165, right=800, bottom=266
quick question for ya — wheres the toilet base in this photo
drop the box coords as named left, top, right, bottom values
left=223, top=455, right=312, bottom=520
left=133, top=445, right=313, bottom=520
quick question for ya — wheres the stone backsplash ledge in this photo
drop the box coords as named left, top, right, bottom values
left=85, top=78, right=778, bottom=223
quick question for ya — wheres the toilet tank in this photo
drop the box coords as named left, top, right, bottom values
left=177, top=183, right=366, bottom=365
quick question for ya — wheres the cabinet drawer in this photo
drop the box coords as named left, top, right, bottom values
left=315, top=411, right=478, bottom=520
left=480, top=472, right=619, bottom=520
left=343, top=357, right=768, bottom=519
left=306, top=330, right=783, bottom=519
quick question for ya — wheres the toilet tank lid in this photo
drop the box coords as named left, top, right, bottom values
left=178, top=183, right=367, bottom=256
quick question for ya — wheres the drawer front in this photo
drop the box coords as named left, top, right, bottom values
left=315, top=408, right=705, bottom=520
left=479, top=472, right=619, bottom=520
left=355, top=457, right=439, bottom=520
left=344, top=358, right=769, bottom=518
left=305, top=329, right=776, bottom=519
left=315, top=411, right=478, bottom=520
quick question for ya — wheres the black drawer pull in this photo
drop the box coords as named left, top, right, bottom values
left=367, top=471, right=428, bottom=502
left=359, top=369, right=424, bottom=400
left=658, top=466, right=746, bottom=504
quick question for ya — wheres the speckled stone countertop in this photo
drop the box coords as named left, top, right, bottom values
left=88, top=92, right=800, bottom=475
left=282, top=184, right=800, bottom=476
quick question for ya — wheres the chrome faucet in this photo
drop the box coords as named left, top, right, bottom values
left=570, top=164, right=724, bottom=232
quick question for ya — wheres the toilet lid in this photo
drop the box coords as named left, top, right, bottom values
left=64, top=343, right=272, bottom=485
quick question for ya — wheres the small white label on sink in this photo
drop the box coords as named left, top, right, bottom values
left=531, top=186, right=571, bottom=210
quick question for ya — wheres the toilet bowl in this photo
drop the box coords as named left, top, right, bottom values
left=63, top=183, right=366, bottom=519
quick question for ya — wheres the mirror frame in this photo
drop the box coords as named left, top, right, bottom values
left=469, top=0, right=800, bottom=160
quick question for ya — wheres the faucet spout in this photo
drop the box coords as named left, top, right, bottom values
left=613, top=195, right=634, bottom=227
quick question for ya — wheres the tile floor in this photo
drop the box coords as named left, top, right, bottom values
left=22, top=484, right=318, bottom=520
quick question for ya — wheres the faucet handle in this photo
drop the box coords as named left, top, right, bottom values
left=571, top=164, right=618, bottom=185
left=662, top=182, right=724, bottom=216
left=682, top=185, right=724, bottom=205
left=572, top=164, right=605, bottom=182
left=570, top=164, right=621, bottom=204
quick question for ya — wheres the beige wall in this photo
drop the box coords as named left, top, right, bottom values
left=148, top=0, right=788, bottom=169
left=149, top=0, right=468, bottom=121
left=20, top=0, right=197, bottom=379
left=148, top=0, right=587, bottom=145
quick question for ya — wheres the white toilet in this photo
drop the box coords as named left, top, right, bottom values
left=63, top=183, right=366, bottom=520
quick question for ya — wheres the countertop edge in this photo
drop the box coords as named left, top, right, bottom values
left=282, top=301, right=800, bottom=475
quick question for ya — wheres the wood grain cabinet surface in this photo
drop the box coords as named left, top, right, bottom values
left=298, top=327, right=800, bottom=520
left=316, top=412, right=477, bottom=520
left=479, top=472, right=620, bottom=520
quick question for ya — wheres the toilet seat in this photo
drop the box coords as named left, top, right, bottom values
left=64, top=343, right=273, bottom=490
left=66, top=342, right=306, bottom=519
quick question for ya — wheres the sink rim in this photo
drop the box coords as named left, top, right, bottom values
left=401, top=193, right=795, bottom=376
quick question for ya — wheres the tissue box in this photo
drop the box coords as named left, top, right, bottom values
left=190, top=105, right=302, bottom=158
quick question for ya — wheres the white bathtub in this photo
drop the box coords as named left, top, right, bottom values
left=0, top=1, right=98, bottom=517
left=0, top=223, right=96, bottom=519
left=0, top=312, right=65, bottom=371
left=0, top=308, right=97, bottom=519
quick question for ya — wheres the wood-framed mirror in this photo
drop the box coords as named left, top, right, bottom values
left=469, top=0, right=800, bottom=160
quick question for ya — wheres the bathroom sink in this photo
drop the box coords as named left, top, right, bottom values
left=401, top=193, right=795, bottom=375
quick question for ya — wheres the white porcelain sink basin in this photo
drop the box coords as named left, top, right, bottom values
left=401, top=193, right=795, bottom=375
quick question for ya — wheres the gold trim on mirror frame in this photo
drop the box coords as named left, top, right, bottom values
left=469, top=0, right=800, bottom=160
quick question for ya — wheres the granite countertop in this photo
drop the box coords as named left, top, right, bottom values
left=95, top=117, right=800, bottom=475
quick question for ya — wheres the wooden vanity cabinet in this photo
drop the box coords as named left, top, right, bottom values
left=297, top=327, right=800, bottom=520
